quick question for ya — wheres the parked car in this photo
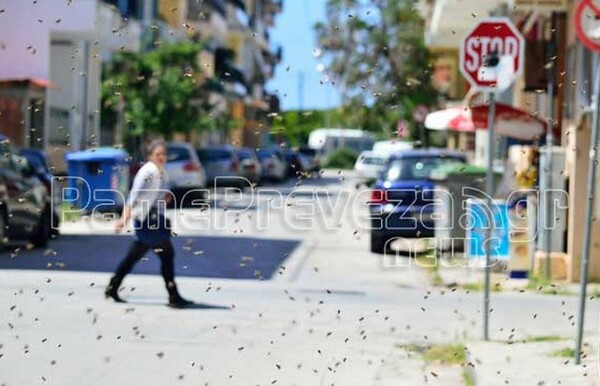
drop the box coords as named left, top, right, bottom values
left=20, top=148, right=62, bottom=234
left=236, top=147, right=262, bottom=184
left=283, top=148, right=306, bottom=177
left=165, top=143, right=207, bottom=202
left=298, top=145, right=321, bottom=176
left=0, top=135, right=53, bottom=248
left=369, top=149, right=468, bottom=254
left=197, top=146, right=244, bottom=187
left=256, top=148, right=287, bottom=182
left=354, top=151, right=389, bottom=186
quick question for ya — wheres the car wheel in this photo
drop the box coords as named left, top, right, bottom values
left=32, top=207, right=51, bottom=248
left=370, top=232, right=387, bottom=254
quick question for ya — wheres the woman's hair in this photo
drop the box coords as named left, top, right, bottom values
left=146, top=139, right=167, bottom=159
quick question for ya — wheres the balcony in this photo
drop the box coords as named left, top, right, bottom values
left=421, top=0, right=500, bottom=49
left=186, top=0, right=228, bottom=41
left=215, top=47, right=248, bottom=90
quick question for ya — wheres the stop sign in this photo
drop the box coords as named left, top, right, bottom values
left=459, top=17, right=525, bottom=92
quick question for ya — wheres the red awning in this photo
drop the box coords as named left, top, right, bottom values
left=471, top=103, right=547, bottom=140
left=425, top=103, right=548, bottom=141
left=0, top=77, right=58, bottom=89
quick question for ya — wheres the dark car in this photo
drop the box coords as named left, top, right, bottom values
left=369, top=149, right=468, bottom=254
left=283, top=148, right=306, bottom=177
left=298, top=145, right=321, bottom=176
left=0, top=136, right=53, bottom=248
left=20, top=148, right=61, bottom=234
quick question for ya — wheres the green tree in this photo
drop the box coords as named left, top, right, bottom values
left=271, top=109, right=343, bottom=146
left=314, top=0, right=437, bottom=140
left=101, top=41, right=210, bottom=140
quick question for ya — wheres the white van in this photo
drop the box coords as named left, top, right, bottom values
left=308, top=128, right=375, bottom=160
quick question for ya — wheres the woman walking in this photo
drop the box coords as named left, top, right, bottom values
left=105, top=139, right=193, bottom=308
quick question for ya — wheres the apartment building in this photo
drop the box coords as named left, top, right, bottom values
left=158, top=0, right=283, bottom=147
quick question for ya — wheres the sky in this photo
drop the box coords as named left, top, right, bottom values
left=267, top=0, right=341, bottom=112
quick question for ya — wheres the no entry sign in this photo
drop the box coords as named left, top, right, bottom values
left=459, top=17, right=525, bottom=92
left=575, top=0, right=600, bottom=52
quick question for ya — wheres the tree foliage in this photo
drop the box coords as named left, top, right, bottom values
left=315, top=0, right=437, bottom=138
left=101, top=41, right=210, bottom=138
left=272, top=109, right=344, bottom=146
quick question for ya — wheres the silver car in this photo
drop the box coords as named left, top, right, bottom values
left=257, top=148, right=287, bottom=181
left=165, top=143, right=207, bottom=199
left=236, top=148, right=262, bottom=184
left=197, top=146, right=245, bottom=187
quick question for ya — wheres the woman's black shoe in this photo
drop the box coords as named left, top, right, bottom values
left=105, top=279, right=126, bottom=303
left=168, top=295, right=194, bottom=308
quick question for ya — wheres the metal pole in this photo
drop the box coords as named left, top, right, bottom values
left=483, top=92, right=496, bottom=341
left=544, top=12, right=557, bottom=280
left=575, top=58, right=600, bottom=365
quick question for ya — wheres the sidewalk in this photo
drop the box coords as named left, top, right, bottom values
left=467, top=339, right=597, bottom=385
left=429, top=257, right=600, bottom=385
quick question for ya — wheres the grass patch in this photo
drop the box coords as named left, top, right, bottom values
left=588, top=287, right=600, bottom=299
left=415, top=252, right=439, bottom=272
left=422, top=344, right=467, bottom=366
left=459, top=281, right=503, bottom=293
left=525, top=275, right=571, bottom=295
left=415, top=252, right=445, bottom=286
left=551, top=347, right=575, bottom=358
left=463, top=368, right=475, bottom=386
left=61, top=203, right=81, bottom=222
left=523, top=335, right=566, bottom=343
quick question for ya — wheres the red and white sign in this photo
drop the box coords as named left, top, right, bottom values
left=459, top=17, right=525, bottom=92
left=575, top=0, right=600, bottom=52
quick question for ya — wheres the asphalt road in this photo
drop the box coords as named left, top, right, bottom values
left=0, top=234, right=298, bottom=280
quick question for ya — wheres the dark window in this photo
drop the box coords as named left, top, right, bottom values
left=237, top=149, right=255, bottom=161
left=197, top=148, right=233, bottom=161
left=167, top=147, right=191, bottom=162
left=384, top=157, right=465, bottom=181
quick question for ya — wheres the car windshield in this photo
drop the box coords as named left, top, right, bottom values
left=237, top=149, right=255, bottom=160
left=197, top=148, right=233, bottom=161
left=257, top=149, right=280, bottom=160
left=384, top=157, right=465, bottom=181
left=167, top=147, right=191, bottom=162
left=21, top=151, right=48, bottom=172
left=298, top=147, right=316, bottom=157
left=361, top=156, right=387, bottom=166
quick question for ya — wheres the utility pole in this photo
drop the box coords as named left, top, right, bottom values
left=575, top=54, right=600, bottom=365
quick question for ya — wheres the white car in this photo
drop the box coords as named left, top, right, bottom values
left=166, top=143, right=207, bottom=202
left=354, top=151, right=389, bottom=184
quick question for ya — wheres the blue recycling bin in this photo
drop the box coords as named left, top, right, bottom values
left=65, top=148, right=130, bottom=213
left=465, top=199, right=510, bottom=261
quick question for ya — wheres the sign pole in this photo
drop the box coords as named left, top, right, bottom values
left=544, top=12, right=557, bottom=280
left=458, top=17, right=524, bottom=342
left=483, top=91, right=496, bottom=341
left=575, top=58, right=600, bottom=365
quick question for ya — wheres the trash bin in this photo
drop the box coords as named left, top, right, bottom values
left=65, top=148, right=130, bottom=213
left=465, top=198, right=511, bottom=263
left=429, top=163, right=498, bottom=253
